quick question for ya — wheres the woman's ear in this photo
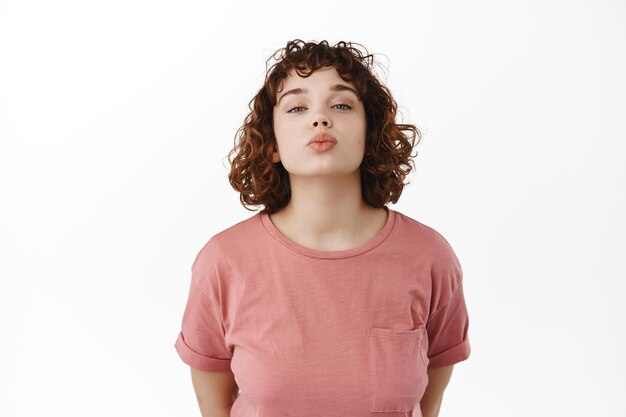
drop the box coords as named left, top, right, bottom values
left=271, top=149, right=280, bottom=163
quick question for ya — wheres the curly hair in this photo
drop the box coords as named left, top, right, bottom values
left=226, top=39, right=421, bottom=215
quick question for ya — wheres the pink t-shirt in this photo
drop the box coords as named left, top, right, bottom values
left=174, top=207, right=471, bottom=417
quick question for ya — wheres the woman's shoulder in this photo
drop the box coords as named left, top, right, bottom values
left=192, top=212, right=262, bottom=264
left=393, top=209, right=459, bottom=255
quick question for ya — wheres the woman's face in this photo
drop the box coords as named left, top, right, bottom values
left=272, top=66, right=367, bottom=179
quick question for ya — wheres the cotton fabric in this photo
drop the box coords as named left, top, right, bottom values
left=174, top=207, right=471, bottom=416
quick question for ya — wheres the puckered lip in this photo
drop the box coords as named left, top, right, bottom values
left=307, top=133, right=338, bottom=145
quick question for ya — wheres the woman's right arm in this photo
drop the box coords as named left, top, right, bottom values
left=190, top=367, right=239, bottom=417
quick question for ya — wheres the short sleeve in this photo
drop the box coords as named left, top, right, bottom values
left=425, top=235, right=471, bottom=370
left=174, top=240, right=233, bottom=372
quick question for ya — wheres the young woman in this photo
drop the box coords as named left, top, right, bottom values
left=174, top=39, right=471, bottom=417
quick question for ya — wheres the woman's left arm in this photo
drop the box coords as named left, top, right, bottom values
left=419, top=365, right=454, bottom=417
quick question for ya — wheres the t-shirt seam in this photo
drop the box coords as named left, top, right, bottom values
left=429, top=282, right=461, bottom=320
left=190, top=260, right=230, bottom=349
left=258, top=209, right=396, bottom=260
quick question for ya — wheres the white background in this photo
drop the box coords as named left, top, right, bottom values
left=1, top=0, right=624, bottom=416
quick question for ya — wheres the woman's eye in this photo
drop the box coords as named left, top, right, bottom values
left=286, top=103, right=352, bottom=113
left=287, top=106, right=305, bottom=113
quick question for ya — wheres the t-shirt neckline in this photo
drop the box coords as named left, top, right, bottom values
left=259, top=207, right=396, bottom=259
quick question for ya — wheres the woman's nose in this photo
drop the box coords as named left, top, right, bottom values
left=312, top=113, right=331, bottom=127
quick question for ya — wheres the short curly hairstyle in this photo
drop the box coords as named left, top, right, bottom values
left=226, top=39, right=421, bottom=215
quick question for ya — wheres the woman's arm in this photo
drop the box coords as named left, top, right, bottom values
left=190, top=367, right=239, bottom=417
left=419, top=365, right=454, bottom=417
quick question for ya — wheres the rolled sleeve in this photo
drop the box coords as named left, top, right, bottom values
left=175, top=331, right=232, bottom=372
left=426, top=283, right=471, bottom=370
left=174, top=239, right=233, bottom=372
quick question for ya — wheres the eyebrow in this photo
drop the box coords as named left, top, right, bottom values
left=276, top=83, right=360, bottom=106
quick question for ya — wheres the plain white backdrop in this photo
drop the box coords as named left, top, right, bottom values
left=0, top=0, right=624, bottom=416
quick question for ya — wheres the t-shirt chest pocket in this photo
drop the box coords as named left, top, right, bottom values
left=367, top=326, right=429, bottom=413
